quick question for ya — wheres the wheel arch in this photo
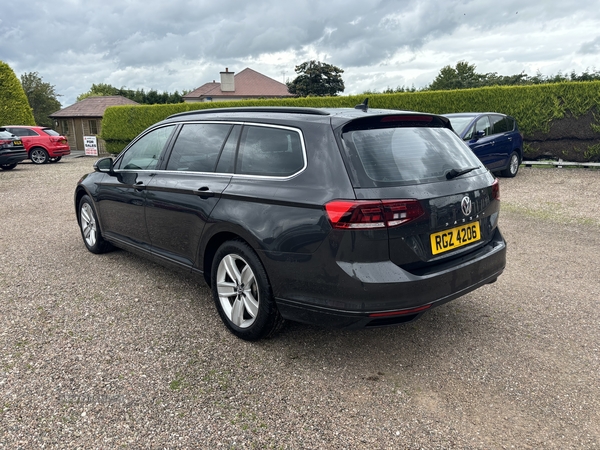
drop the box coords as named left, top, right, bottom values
left=28, top=145, right=49, bottom=157
left=74, top=187, right=89, bottom=223
left=201, top=231, right=256, bottom=287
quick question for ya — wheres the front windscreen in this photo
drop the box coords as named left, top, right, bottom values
left=341, top=126, right=483, bottom=186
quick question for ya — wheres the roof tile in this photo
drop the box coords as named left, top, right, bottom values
left=183, top=68, right=293, bottom=99
left=50, top=96, right=139, bottom=118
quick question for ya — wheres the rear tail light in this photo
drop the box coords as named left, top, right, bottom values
left=492, top=178, right=500, bottom=200
left=0, top=140, right=10, bottom=145
left=325, top=199, right=425, bottom=229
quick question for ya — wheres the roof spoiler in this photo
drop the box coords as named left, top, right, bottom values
left=354, top=98, right=369, bottom=112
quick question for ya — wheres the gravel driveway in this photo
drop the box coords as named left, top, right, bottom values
left=1, top=158, right=599, bottom=449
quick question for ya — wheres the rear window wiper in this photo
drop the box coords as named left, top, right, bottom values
left=446, top=166, right=479, bottom=180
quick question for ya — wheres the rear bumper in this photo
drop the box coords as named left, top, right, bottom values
left=0, top=151, right=28, bottom=165
left=269, top=228, right=507, bottom=329
left=48, top=146, right=71, bottom=157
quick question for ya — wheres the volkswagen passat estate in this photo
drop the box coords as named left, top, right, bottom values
left=75, top=105, right=506, bottom=340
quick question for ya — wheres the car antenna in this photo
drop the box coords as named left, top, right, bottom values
left=354, top=98, right=369, bottom=112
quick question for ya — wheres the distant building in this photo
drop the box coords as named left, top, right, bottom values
left=183, top=68, right=294, bottom=103
left=50, top=96, right=139, bottom=153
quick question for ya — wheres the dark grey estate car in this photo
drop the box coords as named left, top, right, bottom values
left=75, top=105, right=506, bottom=340
left=0, top=128, right=27, bottom=170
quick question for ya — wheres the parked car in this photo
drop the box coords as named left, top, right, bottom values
left=1, top=125, right=70, bottom=164
left=0, top=128, right=27, bottom=170
left=442, top=113, right=523, bottom=177
left=74, top=105, right=506, bottom=340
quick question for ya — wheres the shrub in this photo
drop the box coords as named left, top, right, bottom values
left=0, top=61, right=36, bottom=126
left=101, top=82, right=600, bottom=160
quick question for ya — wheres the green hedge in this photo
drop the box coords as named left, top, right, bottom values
left=101, top=81, right=600, bottom=156
left=0, top=61, right=36, bottom=126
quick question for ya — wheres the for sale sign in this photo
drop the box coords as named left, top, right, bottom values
left=84, top=136, right=98, bottom=156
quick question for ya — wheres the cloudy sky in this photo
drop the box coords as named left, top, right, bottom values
left=2, top=0, right=599, bottom=107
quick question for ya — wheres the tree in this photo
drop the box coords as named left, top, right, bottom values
left=77, top=84, right=184, bottom=104
left=286, top=60, right=345, bottom=97
left=20, top=72, right=62, bottom=127
left=77, top=83, right=121, bottom=101
left=428, top=61, right=484, bottom=91
left=0, top=62, right=35, bottom=126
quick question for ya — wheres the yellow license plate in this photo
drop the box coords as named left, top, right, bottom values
left=430, top=222, right=481, bottom=255
left=13, top=140, right=22, bottom=145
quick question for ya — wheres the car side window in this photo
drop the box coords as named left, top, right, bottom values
left=491, top=115, right=509, bottom=134
left=166, top=123, right=232, bottom=172
left=505, top=116, right=516, bottom=131
left=116, top=125, right=175, bottom=170
left=236, top=126, right=304, bottom=177
left=474, top=116, right=492, bottom=137
left=8, top=128, right=36, bottom=137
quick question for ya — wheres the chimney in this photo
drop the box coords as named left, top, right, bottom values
left=220, top=68, right=235, bottom=92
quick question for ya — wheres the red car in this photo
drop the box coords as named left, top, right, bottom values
left=2, top=126, right=70, bottom=164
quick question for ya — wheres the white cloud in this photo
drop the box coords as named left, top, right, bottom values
left=1, top=0, right=599, bottom=105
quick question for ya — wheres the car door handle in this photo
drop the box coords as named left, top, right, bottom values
left=194, top=186, right=215, bottom=198
left=134, top=181, right=146, bottom=191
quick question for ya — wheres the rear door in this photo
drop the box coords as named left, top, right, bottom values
left=144, top=122, right=238, bottom=268
left=6, top=127, right=39, bottom=152
left=488, top=114, right=512, bottom=169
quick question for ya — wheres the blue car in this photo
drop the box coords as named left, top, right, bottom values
left=443, top=113, right=523, bottom=177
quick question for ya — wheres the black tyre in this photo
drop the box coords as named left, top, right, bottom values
left=78, top=195, right=112, bottom=254
left=211, top=240, right=284, bottom=340
left=0, top=164, right=17, bottom=171
left=30, top=148, right=49, bottom=164
left=501, top=151, right=520, bottom=177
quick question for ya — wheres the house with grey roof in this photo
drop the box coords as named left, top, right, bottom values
left=183, top=68, right=294, bottom=102
left=50, top=96, right=139, bottom=153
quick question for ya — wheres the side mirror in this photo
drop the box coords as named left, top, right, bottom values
left=94, top=157, right=114, bottom=174
left=474, top=130, right=486, bottom=139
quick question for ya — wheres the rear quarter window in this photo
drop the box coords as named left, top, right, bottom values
left=41, top=128, right=61, bottom=136
left=236, top=125, right=305, bottom=177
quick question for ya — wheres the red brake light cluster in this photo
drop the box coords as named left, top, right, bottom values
left=492, top=178, right=500, bottom=200
left=325, top=200, right=425, bottom=229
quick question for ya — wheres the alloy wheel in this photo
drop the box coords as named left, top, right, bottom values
left=216, top=254, right=259, bottom=329
left=80, top=203, right=97, bottom=247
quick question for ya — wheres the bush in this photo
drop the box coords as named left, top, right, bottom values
left=0, top=61, right=36, bottom=126
left=101, top=82, right=600, bottom=160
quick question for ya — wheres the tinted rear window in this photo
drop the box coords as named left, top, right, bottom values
left=41, top=128, right=61, bottom=136
left=166, top=123, right=232, bottom=172
left=341, top=126, right=484, bottom=186
left=236, top=125, right=305, bottom=177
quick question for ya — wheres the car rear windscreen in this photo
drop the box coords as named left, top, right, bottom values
left=341, top=125, right=484, bottom=187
